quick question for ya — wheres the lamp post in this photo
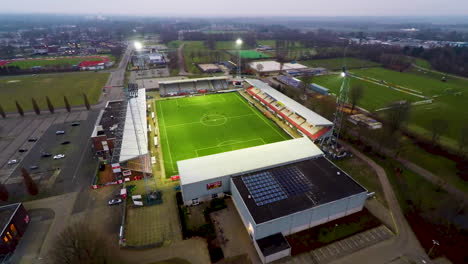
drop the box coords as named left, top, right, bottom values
left=428, top=239, right=439, bottom=257
left=236, top=38, right=243, bottom=79
left=332, top=223, right=338, bottom=240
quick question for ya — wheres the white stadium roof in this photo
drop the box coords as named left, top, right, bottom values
left=177, top=137, right=323, bottom=186
left=249, top=60, right=307, bottom=73
left=246, top=79, right=333, bottom=126
left=119, top=88, right=148, bottom=162
left=159, top=76, right=228, bottom=85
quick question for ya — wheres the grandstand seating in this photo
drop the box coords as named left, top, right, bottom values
left=161, top=83, right=179, bottom=96
left=211, top=79, right=228, bottom=91
left=159, top=77, right=229, bottom=97
left=179, top=82, right=196, bottom=94
left=277, top=75, right=302, bottom=88
left=195, top=80, right=211, bottom=91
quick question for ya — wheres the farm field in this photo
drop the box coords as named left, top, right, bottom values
left=301, top=57, right=381, bottom=71
left=4, top=55, right=110, bottom=69
left=313, top=74, right=420, bottom=111
left=155, top=92, right=291, bottom=177
left=0, top=72, right=109, bottom=112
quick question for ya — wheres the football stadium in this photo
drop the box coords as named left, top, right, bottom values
left=150, top=78, right=371, bottom=263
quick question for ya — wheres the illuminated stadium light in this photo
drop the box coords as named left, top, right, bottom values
left=134, top=41, right=143, bottom=50
left=340, top=71, right=346, bottom=77
left=236, top=38, right=243, bottom=46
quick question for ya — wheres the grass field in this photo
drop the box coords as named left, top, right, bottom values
left=155, top=92, right=291, bottom=177
left=350, top=67, right=468, bottom=143
left=171, top=41, right=231, bottom=74
left=6, top=56, right=109, bottom=69
left=0, top=72, right=109, bottom=112
left=413, top=58, right=432, bottom=69
left=313, top=74, right=420, bottom=111
left=301, top=57, right=381, bottom=71
left=237, top=50, right=270, bottom=59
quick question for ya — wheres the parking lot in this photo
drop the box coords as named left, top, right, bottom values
left=0, top=109, right=99, bottom=202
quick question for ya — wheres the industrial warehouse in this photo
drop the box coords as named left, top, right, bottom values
left=177, top=137, right=368, bottom=263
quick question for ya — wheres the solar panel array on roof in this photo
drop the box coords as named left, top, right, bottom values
left=271, top=166, right=311, bottom=196
left=242, top=172, right=288, bottom=206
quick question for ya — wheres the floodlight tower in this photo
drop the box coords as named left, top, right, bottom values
left=327, top=65, right=350, bottom=148
left=236, top=38, right=243, bottom=79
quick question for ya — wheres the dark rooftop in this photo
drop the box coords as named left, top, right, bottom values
left=231, top=157, right=367, bottom=224
left=256, top=233, right=290, bottom=257
left=0, top=203, right=21, bottom=230
left=96, top=100, right=126, bottom=139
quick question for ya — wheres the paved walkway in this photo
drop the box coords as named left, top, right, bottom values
left=331, top=142, right=430, bottom=264
left=177, top=43, right=189, bottom=75
left=277, top=225, right=393, bottom=264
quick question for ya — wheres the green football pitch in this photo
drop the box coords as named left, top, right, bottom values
left=155, top=92, right=291, bottom=177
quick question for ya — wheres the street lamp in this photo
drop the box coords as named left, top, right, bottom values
left=332, top=223, right=338, bottom=240
left=134, top=41, right=142, bottom=51
left=428, top=239, right=439, bottom=257
left=236, top=38, right=243, bottom=79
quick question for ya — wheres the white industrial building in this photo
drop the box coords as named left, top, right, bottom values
left=249, top=60, right=308, bottom=74
left=177, top=137, right=368, bottom=263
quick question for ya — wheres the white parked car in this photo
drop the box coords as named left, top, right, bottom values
left=7, top=159, right=19, bottom=165
left=108, top=199, right=122, bottom=206
left=55, top=130, right=65, bottom=135
left=53, top=154, right=66, bottom=160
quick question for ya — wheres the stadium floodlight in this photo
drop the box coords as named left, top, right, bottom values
left=236, top=38, right=243, bottom=79
left=340, top=71, right=346, bottom=77
left=134, top=41, right=143, bottom=50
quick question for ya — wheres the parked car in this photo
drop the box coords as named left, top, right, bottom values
left=55, top=130, right=65, bottom=135
left=18, top=148, right=28, bottom=153
left=41, top=152, right=52, bottom=158
left=28, top=137, right=38, bottom=142
left=7, top=159, right=19, bottom=165
left=71, top=122, right=80, bottom=127
left=61, top=141, right=71, bottom=145
left=108, top=199, right=122, bottom=206
left=53, top=154, right=66, bottom=160
left=29, top=165, right=39, bottom=170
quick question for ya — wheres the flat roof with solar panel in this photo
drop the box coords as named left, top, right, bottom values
left=232, top=156, right=367, bottom=224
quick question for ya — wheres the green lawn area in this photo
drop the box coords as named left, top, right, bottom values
left=155, top=92, right=291, bottom=177
left=0, top=72, right=109, bottom=112
left=237, top=50, right=270, bottom=59
left=313, top=74, right=419, bottom=111
left=414, top=58, right=432, bottom=69
left=351, top=67, right=468, bottom=143
left=176, top=41, right=231, bottom=74
left=256, top=40, right=304, bottom=48
left=8, top=56, right=108, bottom=69
left=300, top=57, right=381, bottom=71
left=335, top=157, right=387, bottom=206
left=350, top=67, right=467, bottom=96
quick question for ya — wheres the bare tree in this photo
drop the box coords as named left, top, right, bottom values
left=64, top=96, right=71, bottom=112
left=83, top=93, right=91, bottom=110
left=383, top=101, right=411, bottom=136
left=301, top=74, right=313, bottom=96
left=32, top=98, right=41, bottom=115
left=256, top=63, right=264, bottom=75
left=0, top=184, right=8, bottom=201
left=430, top=119, right=449, bottom=145
left=48, top=222, right=122, bottom=264
left=46, top=96, right=55, bottom=114
left=349, top=85, right=364, bottom=112
left=21, top=168, right=38, bottom=196
left=0, top=104, right=5, bottom=118
left=15, top=101, right=24, bottom=117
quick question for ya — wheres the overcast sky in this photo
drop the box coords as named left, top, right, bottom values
left=1, top=0, right=468, bottom=16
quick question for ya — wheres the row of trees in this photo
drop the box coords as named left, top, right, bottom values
left=0, top=168, right=39, bottom=202
left=0, top=94, right=91, bottom=118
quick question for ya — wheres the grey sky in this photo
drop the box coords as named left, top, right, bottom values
left=1, top=0, right=467, bottom=16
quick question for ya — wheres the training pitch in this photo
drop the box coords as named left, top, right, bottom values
left=155, top=92, right=291, bottom=177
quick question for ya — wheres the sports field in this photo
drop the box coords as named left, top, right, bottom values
left=4, top=55, right=110, bottom=69
left=301, top=57, right=381, bottom=71
left=313, top=74, right=420, bottom=111
left=155, top=92, right=291, bottom=177
left=236, top=50, right=270, bottom=59
left=0, top=72, right=109, bottom=112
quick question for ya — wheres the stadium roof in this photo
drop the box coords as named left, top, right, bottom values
left=178, top=137, right=323, bottom=186
left=119, top=88, right=148, bottom=162
left=246, top=79, right=333, bottom=126
left=231, top=157, right=367, bottom=224
left=159, top=76, right=228, bottom=85
left=249, top=61, right=307, bottom=73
